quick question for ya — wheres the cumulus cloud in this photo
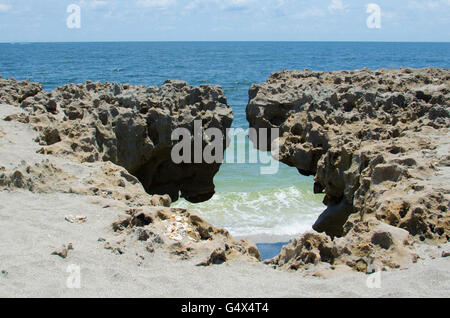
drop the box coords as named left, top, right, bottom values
left=89, top=0, right=109, bottom=8
left=0, top=3, right=11, bottom=12
left=221, top=0, right=255, bottom=10
left=183, top=0, right=257, bottom=13
left=408, top=0, right=450, bottom=10
left=328, top=0, right=346, bottom=13
left=136, top=0, right=176, bottom=9
left=78, top=0, right=110, bottom=10
left=184, top=0, right=201, bottom=11
left=293, top=7, right=326, bottom=19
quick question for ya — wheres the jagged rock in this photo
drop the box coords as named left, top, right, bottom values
left=150, top=194, right=172, bottom=207
left=197, top=248, right=227, bottom=266
left=74, top=161, right=166, bottom=206
left=0, top=160, right=75, bottom=193
left=1, top=77, right=262, bottom=267
left=266, top=220, right=416, bottom=273
left=0, top=160, right=173, bottom=208
left=4, top=78, right=233, bottom=203
left=35, top=127, right=61, bottom=145
left=51, top=243, right=74, bottom=259
left=313, top=199, right=353, bottom=238
left=0, top=77, right=42, bottom=106
left=248, top=68, right=449, bottom=272
left=264, top=232, right=334, bottom=271
left=111, top=206, right=260, bottom=264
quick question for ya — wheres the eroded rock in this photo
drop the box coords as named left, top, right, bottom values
left=0, top=159, right=176, bottom=210
left=266, top=221, right=416, bottom=273
left=4, top=78, right=233, bottom=203
left=110, top=207, right=261, bottom=264
left=248, top=68, right=449, bottom=272
left=51, top=243, right=74, bottom=259
left=1, top=77, right=260, bottom=267
left=0, top=77, right=42, bottom=106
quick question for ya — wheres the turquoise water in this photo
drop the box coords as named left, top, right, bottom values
left=1, top=42, right=449, bottom=239
left=175, top=131, right=324, bottom=238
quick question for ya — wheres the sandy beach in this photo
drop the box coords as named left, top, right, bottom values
left=1, top=191, right=449, bottom=298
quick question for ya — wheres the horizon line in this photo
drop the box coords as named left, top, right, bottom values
left=1, top=40, right=450, bottom=44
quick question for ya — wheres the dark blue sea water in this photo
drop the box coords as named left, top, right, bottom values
left=1, top=42, right=449, bottom=248
left=1, top=42, right=449, bottom=128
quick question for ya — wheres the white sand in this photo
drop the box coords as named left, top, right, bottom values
left=0, top=104, right=449, bottom=298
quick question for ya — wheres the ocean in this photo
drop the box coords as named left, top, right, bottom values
left=1, top=42, right=449, bottom=256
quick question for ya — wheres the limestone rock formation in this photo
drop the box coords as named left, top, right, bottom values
left=0, top=79, right=258, bottom=266
left=266, top=221, right=417, bottom=273
left=0, top=159, right=168, bottom=207
left=110, top=206, right=260, bottom=264
left=0, top=77, right=42, bottom=106
left=2, top=77, right=233, bottom=203
left=248, top=68, right=449, bottom=271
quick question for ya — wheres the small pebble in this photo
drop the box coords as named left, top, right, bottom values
left=51, top=243, right=74, bottom=259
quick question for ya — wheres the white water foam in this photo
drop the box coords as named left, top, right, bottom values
left=174, top=185, right=324, bottom=239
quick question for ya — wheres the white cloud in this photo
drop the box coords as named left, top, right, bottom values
left=381, top=10, right=396, bottom=19
left=89, top=0, right=109, bottom=9
left=293, top=7, right=326, bottom=19
left=183, top=0, right=256, bottom=13
left=184, top=0, right=201, bottom=11
left=136, top=0, right=176, bottom=9
left=408, top=0, right=448, bottom=10
left=328, top=0, right=346, bottom=13
left=0, top=3, right=11, bottom=12
left=79, top=0, right=110, bottom=10
left=223, top=0, right=255, bottom=9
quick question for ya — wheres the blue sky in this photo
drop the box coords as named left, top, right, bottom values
left=0, top=0, right=449, bottom=42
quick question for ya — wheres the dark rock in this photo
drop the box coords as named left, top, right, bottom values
left=248, top=68, right=449, bottom=272
left=313, top=200, right=354, bottom=238
left=51, top=243, right=74, bottom=259
left=197, top=248, right=227, bottom=266
left=371, top=231, right=394, bottom=249
left=7, top=79, right=233, bottom=204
